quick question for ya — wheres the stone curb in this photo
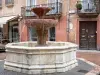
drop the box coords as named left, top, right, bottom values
left=77, top=50, right=100, bottom=53
left=0, top=60, right=4, bottom=61
left=77, top=58, right=100, bottom=75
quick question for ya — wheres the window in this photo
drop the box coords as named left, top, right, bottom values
left=26, top=0, right=36, bottom=16
left=0, top=27, right=3, bottom=43
left=49, top=27, right=55, bottom=41
left=47, top=0, right=61, bottom=3
left=9, top=24, right=19, bottom=42
left=81, top=0, right=96, bottom=12
left=12, top=26, right=19, bottom=42
left=29, top=27, right=37, bottom=41
left=5, top=0, right=14, bottom=6
left=26, top=0, right=36, bottom=6
left=0, top=0, right=2, bottom=8
left=47, top=0, right=61, bottom=14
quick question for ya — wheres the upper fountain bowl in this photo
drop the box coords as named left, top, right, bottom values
left=31, top=7, right=51, bottom=18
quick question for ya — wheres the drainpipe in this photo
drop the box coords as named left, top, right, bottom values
left=67, top=0, right=70, bottom=42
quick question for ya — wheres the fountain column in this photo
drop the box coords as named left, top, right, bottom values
left=30, top=7, right=52, bottom=46
left=36, top=28, right=48, bottom=46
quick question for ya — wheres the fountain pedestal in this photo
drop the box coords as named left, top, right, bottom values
left=4, top=42, right=78, bottom=74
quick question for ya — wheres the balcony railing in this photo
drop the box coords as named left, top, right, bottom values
left=77, top=1, right=99, bottom=13
left=5, top=0, right=14, bottom=7
left=21, top=2, right=62, bottom=17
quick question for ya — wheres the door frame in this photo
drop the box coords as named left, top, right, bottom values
left=76, top=18, right=100, bottom=50
left=9, top=21, right=18, bottom=42
left=79, top=21, right=97, bottom=50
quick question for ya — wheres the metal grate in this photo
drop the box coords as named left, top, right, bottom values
left=77, top=69, right=89, bottom=73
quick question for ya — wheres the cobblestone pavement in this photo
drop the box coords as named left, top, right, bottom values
left=77, top=50, right=100, bottom=75
left=0, top=52, right=6, bottom=60
left=86, top=66, right=100, bottom=75
left=77, top=51, right=100, bottom=66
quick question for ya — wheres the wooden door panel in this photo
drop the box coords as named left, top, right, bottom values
left=87, top=22, right=97, bottom=49
left=80, top=41, right=88, bottom=49
left=79, top=21, right=97, bottom=50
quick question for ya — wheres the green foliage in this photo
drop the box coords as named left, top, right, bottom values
left=76, top=3, right=82, bottom=10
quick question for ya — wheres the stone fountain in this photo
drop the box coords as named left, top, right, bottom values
left=4, top=7, right=78, bottom=74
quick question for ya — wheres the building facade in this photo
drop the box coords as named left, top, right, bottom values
left=0, top=0, right=26, bottom=43
left=68, top=0, right=100, bottom=50
left=0, top=0, right=68, bottom=44
left=20, top=0, right=68, bottom=42
left=0, top=0, right=100, bottom=50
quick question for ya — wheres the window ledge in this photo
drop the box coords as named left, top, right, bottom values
left=6, top=3, right=14, bottom=7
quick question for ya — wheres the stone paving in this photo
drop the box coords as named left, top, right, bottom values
left=77, top=50, right=100, bottom=66
left=86, top=66, right=100, bottom=75
left=0, top=52, right=6, bottom=60
left=77, top=50, right=100, bottom=75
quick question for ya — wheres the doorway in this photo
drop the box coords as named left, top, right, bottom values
left=12, top=25, right=19, bottom=42
left=9, top=24, right=19, bottom=42
left=79, top=21, right=97, bottom=50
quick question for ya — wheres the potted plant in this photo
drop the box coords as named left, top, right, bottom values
left=76, top=3, right=82, bottom=10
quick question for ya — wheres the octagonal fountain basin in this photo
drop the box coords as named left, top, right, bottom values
left=4, top=41, right=78, bottom=74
